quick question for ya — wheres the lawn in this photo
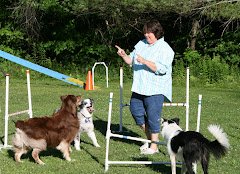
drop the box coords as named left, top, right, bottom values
left=0, top=75, right=239, bottom=174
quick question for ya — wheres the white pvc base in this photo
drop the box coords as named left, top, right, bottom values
left=0, top=144, right=12, bottom=149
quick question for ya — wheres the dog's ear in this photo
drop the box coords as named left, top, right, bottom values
left=76, top=95, right=82, bottom=105
left=172, top=118, right=180, bottom=125
left=160, top=118, right=166, bottom=125
left=90, top=98, right=94, bottom=104
left=78, top=100, right=85, bottom=109
left=60, top=95, right=67, bottom=101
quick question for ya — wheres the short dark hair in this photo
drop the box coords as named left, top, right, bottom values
left=143, top=19, right=164, bottom=39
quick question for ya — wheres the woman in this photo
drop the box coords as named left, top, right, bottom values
left=116, top=19, right=174, bottom=154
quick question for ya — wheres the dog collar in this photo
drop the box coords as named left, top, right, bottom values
left=85, top=118, right=91, bottom=123
left=81, top=113, right=91, bottom=119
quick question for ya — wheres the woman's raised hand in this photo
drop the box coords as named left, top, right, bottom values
left=115, top=45, right=126, bottom=58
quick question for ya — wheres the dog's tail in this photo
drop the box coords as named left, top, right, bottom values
left=12, top=128, right=26, bottom=152
left=207, top=125, right=230, bottom=159
left=12, top=128, right=47, bottom=152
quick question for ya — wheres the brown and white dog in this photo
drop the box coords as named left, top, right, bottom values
left=54, top=98, right=100, bottom=151
left=12, top=95, right=82, bottom=165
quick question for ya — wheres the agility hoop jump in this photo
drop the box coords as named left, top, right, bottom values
left=0, top=70, right=32, bottom=149
left=117, top=67, right=190, bottom=133
left=92, top=62, right=108, bottom=90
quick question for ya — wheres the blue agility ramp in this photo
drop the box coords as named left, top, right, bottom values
left=0, top=50, right=84, bottom=87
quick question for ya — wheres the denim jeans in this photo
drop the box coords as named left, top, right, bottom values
left=130, top=92, right=164, bottom=133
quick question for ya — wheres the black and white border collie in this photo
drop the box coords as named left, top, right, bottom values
left=161, top=118, right=230, bottom=174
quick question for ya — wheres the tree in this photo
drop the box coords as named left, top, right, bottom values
left=169, top=0, right=240, bottom=50
left=4, top=0, right=240, bottom=66
left=11, top=0, right=41, bottom=42
left=62, top=0, right=240, bottom=51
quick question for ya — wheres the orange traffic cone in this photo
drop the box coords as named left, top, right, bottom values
left=85, top=71, right=93, bottom=90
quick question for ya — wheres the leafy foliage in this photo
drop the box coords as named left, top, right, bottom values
left=0, top=0, right=239, bottom=87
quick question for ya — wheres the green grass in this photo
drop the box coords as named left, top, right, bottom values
left=0, top=76, right=239, bottom=174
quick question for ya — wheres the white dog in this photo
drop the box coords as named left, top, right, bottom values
left=161, top=118, right=230, bottom=174
left=74, top=98, right=100, bottom=151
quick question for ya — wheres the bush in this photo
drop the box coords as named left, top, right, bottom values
left=173, top=48, right=240, bottom=88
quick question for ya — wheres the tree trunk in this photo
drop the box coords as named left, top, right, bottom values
left=190, top=20, right=199, bottom=50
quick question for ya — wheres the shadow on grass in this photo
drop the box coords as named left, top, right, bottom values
left=7, top=147, right=65, bottom=163
left=83, top=148, right=104, bottom=168
left=104, top=157, right=182, bottom=173
left=2, top=132, right=65, bottom=163
left=132, top=157, right=182, bottom=173
left=94, top=115, right=143, bottom=147
left=0, top=132, right=15, bottom=145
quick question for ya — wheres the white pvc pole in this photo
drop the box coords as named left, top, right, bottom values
left=92, top=65, right=95, bottom=90
left=119, top=67, right=123, bottom=132
left=121, top=103, right=186, bottom=107
left=196, top=95, right=202, bottom=132
left=194, top=95, right=202, bottom=174
left=186, top=67, right=190, bottom=131
left=26, top=70, right=33, bottom=118
left=8, top=110, right=29, bottom=117
left=106, top=92, right=113, bottom=138
left=105, top=92, right=113, bottom=173
left=108, top=161, right=182, bottom=165
left=106, top=65, right=108, bottom=88
left=163, top=103, right=186, bottom=106
left=4, top=74, right=9, bottom=147
left=109, top=133, right=166, bottom=146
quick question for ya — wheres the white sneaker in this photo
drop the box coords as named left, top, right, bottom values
left=140, top=142, right=150, bottom=151
left=141, top=148, right=159, bottom=155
